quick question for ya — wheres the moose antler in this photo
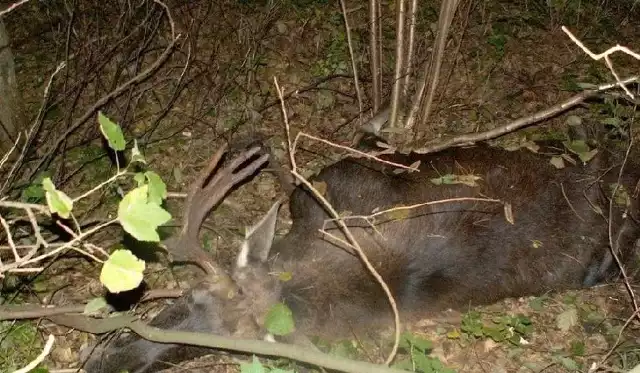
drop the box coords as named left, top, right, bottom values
left=163, top=144, right=269, bottom=275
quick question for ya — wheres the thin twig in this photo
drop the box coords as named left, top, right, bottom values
left=343, top=196, right=502, bottom=222
left=10, top=218, right=116, bottom=270
left=369, top=0, right=381, bottom=110
left=0, top=0, right=30, bottom=17
left=297, top=132, right=419, bottom=172
left=339, top=0, right=363, bottom=126
left=274, top=76, right=401, bottom=365
left=0, top=132, right=20, bottom=171
left=0, top=213, right=19, bottom=261
left=54, top=221, right=105, bottom=263
left=0, top=62, right=66, bottom=195
left=562, top=26, right=639, bottom=99
left=29, top=31, right=181, bottom=181
left=72, top=170, right=127, bottom=202
left=0, top=201, right=50, bottom=214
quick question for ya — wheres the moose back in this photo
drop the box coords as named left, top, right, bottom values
left=83, top=141, right=640, bottom=372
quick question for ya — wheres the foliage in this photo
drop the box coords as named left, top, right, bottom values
left=393, top=332, right=454, bottom=373
left=0, top=321, right=42, bottom=371
left=265, top=303, right=296, bottom=336
left=20, top=173, right=49, bottom=203
left=240, top=356, right=294, bottom=373
left=454, top=311, right=532, bottom=346
left=99, top=249, right=146, bottom=293
left=24, top=112, right=173, bottom=293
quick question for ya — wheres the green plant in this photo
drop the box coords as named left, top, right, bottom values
left=0, top=321, right=43, bottom=371
left=310, top=31, right=350, bottom=76
left=392, top=332, right=454, bottom=373
left=2, top=112, right=172, bottom=299
left=240, top=356, right=295, bottom=373
left=20, top=177, right=47, bottom=203
left=487, top=26, right=508, bottom=58
left=456, top=311, right=532, bottom=345
left=39, top=112, right=172, bottom=295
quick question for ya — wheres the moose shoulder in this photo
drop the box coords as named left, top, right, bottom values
left=82, top=141, right=640, bottom=373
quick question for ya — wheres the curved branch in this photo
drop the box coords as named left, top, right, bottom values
left=48, top=314, right=407, bottom=373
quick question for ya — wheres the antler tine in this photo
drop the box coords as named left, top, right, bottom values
left=183, top=144, right=228, bottom=214
left=167, top=145, right=269, bottom=274
left=201, top=146, right=268, bottom=205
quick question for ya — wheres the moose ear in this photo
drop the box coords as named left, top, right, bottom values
left=237, top=200, right=282, bottom=268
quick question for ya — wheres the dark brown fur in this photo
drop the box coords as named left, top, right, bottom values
left=82, top=141, right=640, bottom=373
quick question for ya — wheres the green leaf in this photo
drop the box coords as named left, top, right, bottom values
left=329, top=340, right=359, bottom=359
left=609, top=183, right=630, bottom=207
left=130, top=139, right=146, bottom=164
left=430, top=174, right=481, bottom=187
left=562, top=140, right=598, bottom=163
left=264, top=303, right=295, bottom=336
left=601, top=117, right=622, bottom=127
left=391, top=358, right=414, bottom=371
left=21, top=182, right=46, bottom=203
left=555, top=356, right=580, bottom=370
left=84, top=297, right=109, bottom=315
left=563, top=140, right=589, bottom=154
left=100, top=249, right=145, bottom=293
left=570, top=340, right=585, bottom=356
left=277, top=271, right=293, bottom=282
left=144, top=171, right=167, bottom=205
left=400, top=332, right=432, bottom=352
left=240, top=356, right=266, bottom=373
left=446, top=329, right=461, bottom=339
left=556, top=308, right=578, bottom=332
left=98, top=112, right=126, bottom=151
left=28, top=368, right=49, bottom=373
left=412, top=351, right=434, bottom=373
left=42, top=177, right=73, bottom=219
left=133, top=173, right=146, bottom=187
left=118, top=185, right=172, bottom=242
left=577, top=148, right=598, bottom=163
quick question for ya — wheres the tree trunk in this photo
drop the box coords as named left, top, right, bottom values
left=0, top=20, right=18, bottom=154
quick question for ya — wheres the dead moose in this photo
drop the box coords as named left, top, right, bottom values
left=82, top=139, right=640, bottom=373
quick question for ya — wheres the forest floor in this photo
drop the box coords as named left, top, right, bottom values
left=2, top=0, right=640, bottom=372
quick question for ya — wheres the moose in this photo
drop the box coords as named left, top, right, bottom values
left=82, top=137, right=640, bottom=372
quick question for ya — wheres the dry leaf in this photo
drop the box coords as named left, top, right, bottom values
left=431, top=173, right=482, bottom=187
left=504, top=202, right=514, bottom=224
left=550, top=156, right=565, bottom=169
left=386, top=207, right=411, bottom=221
left=312, top=180, right=327, bottom=196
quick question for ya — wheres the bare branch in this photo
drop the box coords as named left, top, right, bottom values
left=562, top=26, right=640, bottom=99
left=340, top=0, right=364, bottom=126
left=369, top=0, right=381, bottom=110
left=274, top=76, right=401, bottom=365
left=411, top=76, right=639, bottom=154
left=0, top=0, right=30, bottom=17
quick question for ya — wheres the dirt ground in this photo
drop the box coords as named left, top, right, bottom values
left=2, top=0, right=640, bottom=372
